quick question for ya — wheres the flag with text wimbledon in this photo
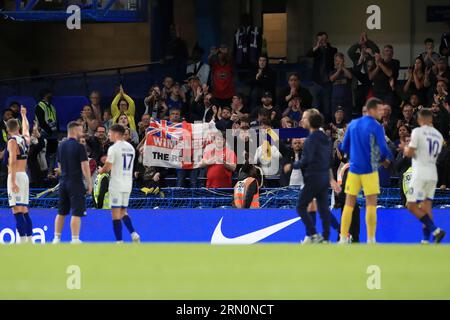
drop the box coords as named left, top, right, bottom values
left=143, top=120, right=218, bottom=169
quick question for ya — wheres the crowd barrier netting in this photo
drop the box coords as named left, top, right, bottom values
left=0, top=188, right=449, bottom=209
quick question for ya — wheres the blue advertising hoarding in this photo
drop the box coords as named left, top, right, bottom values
left=0, top=209, right=449, bottom=244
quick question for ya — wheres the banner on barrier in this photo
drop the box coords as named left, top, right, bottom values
left=0, top=209, right=449, bottom=244
left=143, top=120, right=217, bottom=169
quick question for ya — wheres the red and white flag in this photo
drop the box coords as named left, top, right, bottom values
left=143, top=120, right=218, bottom=169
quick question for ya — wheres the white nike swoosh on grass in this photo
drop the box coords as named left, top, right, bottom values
left=210, top=217, right=301, bottom=245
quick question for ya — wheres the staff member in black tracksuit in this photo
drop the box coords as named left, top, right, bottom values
left=52, top=121, right=92, bottom=244
left=294, top=109, right=341, bottom=244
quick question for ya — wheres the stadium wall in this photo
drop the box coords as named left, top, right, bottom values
left=0, top=21, right=150, bottom=78
left=0, top=209, right=449, bottom=244
left=1, top=0, right=448, bottom=78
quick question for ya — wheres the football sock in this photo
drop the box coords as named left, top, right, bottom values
left=54, top=233, right=61, bottom=240
left=113, top=219, right=123, bottom=241
left=71, top=235, right=79, bottom=242
left=14, top=213, right=27, bottom=237
left=422, top=225, right=431, bottom=241
left=340, top=205, right=354, bottom=239
left=23, top=213, right=33, bottom=237
left=366, top=206, right=377, bottom=240
left=419, top=215, right=437, bottom=234
left=122, top=215, right=135, bottom=234
left=308, top=212, right=316, bottom=226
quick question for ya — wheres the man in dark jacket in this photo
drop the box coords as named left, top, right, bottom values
left=279, top=73, right=313, bottom=111
left=307, top=32, right=337, bottom=122
left=191, top=93, right=215, bottom=123
left=348, top=33, right=380, bottom=113
left=294, top=109, right=340, bottom=244
left=431, top=98, right=450, bottom=138
left=249, top=55, right=277, bottom=109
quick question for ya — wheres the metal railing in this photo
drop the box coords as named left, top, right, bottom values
left=0, top=62, right=161, bottom=84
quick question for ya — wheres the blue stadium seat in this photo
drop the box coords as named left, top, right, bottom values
left=51, top=96, right=90, bottom=131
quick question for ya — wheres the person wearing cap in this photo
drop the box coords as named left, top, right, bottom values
left=186, top=44, right=210, bottom=86
left=250, top=91, right=281, bottom=128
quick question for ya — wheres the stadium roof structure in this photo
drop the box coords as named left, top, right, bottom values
left=1, top=0, right=147, bottom=23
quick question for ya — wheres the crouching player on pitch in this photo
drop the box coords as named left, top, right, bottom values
left=295, top=109, right=341, bottom=244
left=403, top=109, right=445, bottom=243
left=338, top=98, right=392, bottom=244
left=98, top=124, right=140, bottom=243
left=6, top=106, right=33, bottom=243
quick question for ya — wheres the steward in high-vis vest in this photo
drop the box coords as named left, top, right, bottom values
left=35, top=89, right=58, bottom=173
left=94, top=172, right=110, bottom=209
left=35, top=90, right=58, bottom=139
left=233, top=165, right=260, bottom=209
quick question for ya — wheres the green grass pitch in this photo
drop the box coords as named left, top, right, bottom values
left=1, top=244, right=450, bottom=300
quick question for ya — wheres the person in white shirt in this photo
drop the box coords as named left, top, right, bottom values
left=253, top=122, right=282, bottom=179
left=404, top=108, right=445, bottom=243
left=287, top=139, right=305, bottom=187
left=98, top=124, right=140, bottom=243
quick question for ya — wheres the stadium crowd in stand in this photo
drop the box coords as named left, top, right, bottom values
left=1, top=27, right=450, bottom=192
